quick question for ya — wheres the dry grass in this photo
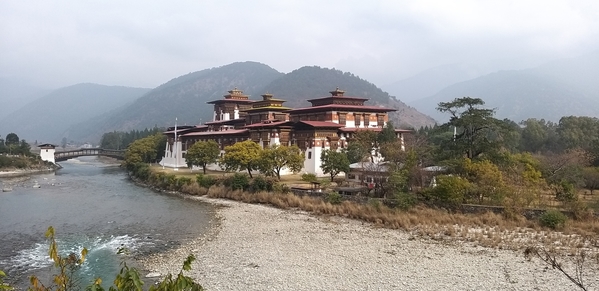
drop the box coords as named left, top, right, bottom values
left=130, top=167, right=596, bottom=257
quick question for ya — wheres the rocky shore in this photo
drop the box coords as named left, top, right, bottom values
left=141, top=198, right=595, bottom=290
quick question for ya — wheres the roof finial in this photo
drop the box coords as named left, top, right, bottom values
left=330, top=87, right=345, bottom=97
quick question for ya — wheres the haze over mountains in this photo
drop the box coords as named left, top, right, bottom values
left=404, top=51, right=599, bottom=123
left=2, top=51, right=599, bottom=145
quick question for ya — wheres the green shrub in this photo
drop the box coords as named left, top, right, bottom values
left=301, top=173, right=317, bottom=183
left=196, top=174, right=215, bottom=188
left=368, top=199, right=382, bottom=211
left=393, top=192, right=416, bottom=210
left=273, top=182, right=290, bottom=194
left=250, top=176, right=274, bottom=192
left=175, top=177, right=192, bottom=190
left=555, top=181, right=577, bottom=202
left=325, top=192, right=343, bottom=204
left=223, top=173, right=250, bottom=191
left=427, top=175, right=471, bottom=204
left=539, top=209, right=568, bottom=229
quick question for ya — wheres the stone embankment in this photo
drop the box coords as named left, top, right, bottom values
left=141, top=198, right=594, bottom=290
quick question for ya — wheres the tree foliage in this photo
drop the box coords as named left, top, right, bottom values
left=320, top=149, right=350, bottom=181
left=257, top=145, right=304, bottom=180
left=220, top=140, right=262, bottom=178
left=124, top=134, right=165, bottom=169
left=100, top=127, right=164, bottom=150
left=436, top=97, right=502, bottom=160
left=186, top=140, right=220, bottom=174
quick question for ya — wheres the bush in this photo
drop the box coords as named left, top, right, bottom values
left=368, top=199, right=382, bottom=212
left=393, top=192, right=416, bottom=211
left=426, top=175, right=470, bottom=204
left=223, top=173, right=250, bottom=191
left=325, top=192, right=343, bottom=204
left=555, top=181, right=577, bottom=202
left=301, top=173, right=317, bottom=183
left=250, top=176, right=275, bottom=192
left=273, top=182, right=290, bottom=194
left=539, top=209, right=568, bottom=229
left=196, top=174, right=215, bottom=188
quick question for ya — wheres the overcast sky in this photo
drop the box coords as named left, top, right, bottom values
left=1, top=0, right=598, bottom=89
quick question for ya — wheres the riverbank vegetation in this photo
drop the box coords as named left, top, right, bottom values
left=119, top=97, right=599, bottom=290
left=0, top=132, right=56, bottom=171
left=121, top=97, right=599, bottom=242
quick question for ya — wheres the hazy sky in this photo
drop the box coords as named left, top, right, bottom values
left=2, top=0, right=598, bottom=89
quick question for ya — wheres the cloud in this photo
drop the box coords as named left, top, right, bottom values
left=1, top=0, right=598, bottom=89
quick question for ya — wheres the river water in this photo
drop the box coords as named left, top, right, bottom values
left=0, top=157, right=215, bottom=290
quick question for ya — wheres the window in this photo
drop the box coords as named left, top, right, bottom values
left=365, top=115, right=370, bottom=127
left=377, top=115, right=385, bottom=126
left=338, top=113, right=346, bottom=125
left=308, top=152, right=312, bottom=159
left=354, top=114, right=361, bottom=126
left=348, top=174, right=356, bottom=179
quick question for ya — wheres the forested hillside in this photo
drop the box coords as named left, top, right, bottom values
left=69, top=63, right=435, bottom=143
left=67, top=62, right=283, bottom=142
left=257, top=66, right=435, bottom=129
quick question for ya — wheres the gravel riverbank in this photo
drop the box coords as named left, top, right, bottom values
left=141, top=198, right=595, bottom=290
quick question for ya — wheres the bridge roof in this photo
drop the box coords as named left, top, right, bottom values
left=38, top=143, right=56, bottom=148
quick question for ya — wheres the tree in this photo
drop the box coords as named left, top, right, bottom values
left=582, top=167, right=599, bottom=195
left=0, top=137, right=6, bottom=154
left=124, top=134, right=164, bottom=169
left=257, top=145, right=304, bottom=180
left=344, top=142, right=370, bottom=164
left=320, top=149, right=350, bottom=181
left=520, top=118, right=557, bottom=153
left=61, top=137, right=67, bottom=149
left=5, top=133, right=19, bottom=146
left=378, top=121, right=397, bottom=145
left=436, top=97, right=502, bottom=160
left=557, top=116, right=599, bottom=151
left=18, top=139, right=31, bottom=156
left=186, top=140, right=220, bottom=174
left=5, top=133, right=19, bottom=155
left=220, top=140, right=262, bottom=178
left=352, top=130, right=379, bottom=162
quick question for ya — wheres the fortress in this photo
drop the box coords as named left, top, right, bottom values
left=159, top=88, right=409, bottom=176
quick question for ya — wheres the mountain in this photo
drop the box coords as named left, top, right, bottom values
left=68, top=63, right=435, bottom=143
left=0, top=83, right=150, bottom=143
left=67, top=62, right=284, bottom=142
left=0, top=78, right=49, bottom=120
left=259, top=66, right=436, bottom=129
left=381, top=63, right=487, bottom=103
left=409, top=52, right=599, bottom=123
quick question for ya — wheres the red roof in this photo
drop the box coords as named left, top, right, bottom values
left=339, top=127, right=413, bottom=133
left=244, top=120, right=291, bottom=128
left=285, top=104, right=396, bottom=114
left=296, top=121, right=344, bottom=128
left=207, top=99, right=254, bottom=104
left=204, top=118, right=246, bottom=125
left=306, top=96, right=369, bottom=103
left=164, top=125, right=207, bottom=134
left=181, top=129, right=249, bottom=137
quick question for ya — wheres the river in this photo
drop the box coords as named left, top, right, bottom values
left=0, top=157, right=216, bottom=290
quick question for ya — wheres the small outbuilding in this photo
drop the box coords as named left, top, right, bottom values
left=38, top=143, right=56, bottom=164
